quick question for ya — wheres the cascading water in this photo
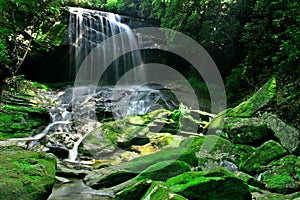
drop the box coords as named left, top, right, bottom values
left=67, top=7, right=146, bottom=85
left=11, top=8, right=177, bottom=164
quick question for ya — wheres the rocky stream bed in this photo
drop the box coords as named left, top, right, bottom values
left=0, top=78, right=299, bottom=200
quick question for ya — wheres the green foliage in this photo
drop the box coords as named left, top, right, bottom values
left=226, top=0, right=300, bottom=103
left=0, top=0, right=64, bottom=76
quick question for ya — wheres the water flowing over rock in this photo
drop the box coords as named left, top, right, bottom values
left=68, top=7, right=146, bottom=85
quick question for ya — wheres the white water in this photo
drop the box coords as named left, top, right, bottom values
left=68, top=7, right=146, bottom=86
left=14, top=8, right=176, bottom=162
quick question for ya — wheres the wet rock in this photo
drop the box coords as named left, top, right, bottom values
left=57, top=160, right=91, bottom=178
left=166, top=168, right=251, bottom=200
left=266, top=114, right=300, bottom=155
left=0, top=147, right=57, bottom=200
left=84, top=167, right=137, bottom=189
left=48, top=180, right=114, bottom=200
left=227, top=77, right=276, bottom=117
left=236, top=171, right=265, bottom=189
left=223, top=117, right=269, bottom=144
left=239, top=140, right=287, bottom=173
left=46, top=142, right=70, bottom=158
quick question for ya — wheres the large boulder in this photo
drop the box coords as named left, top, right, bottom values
left=266, top=114, right=300, bottom=155
left=84, top=147, right=197, bottom=189
left=239, top=140, right=287, bottom=173
left=166, top=168, right=251, bottom=200
left=0, top=147, right=57, bottom=200
left=123, top=147, right=198, bottom=172
left=223, top=117, right=269, bottom=144
left=261, top=155, right=300, bottom=194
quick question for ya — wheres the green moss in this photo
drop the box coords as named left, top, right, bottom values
left=166, top=169, right=251, bottom=200
left=261, top=155, right=300, bottom=194
left=228, top=77, right=276, bottom=117
left=115, top=180, right=153, bottom=200
left=0, top=147, right=57, bottom=200
left=180, top=135, right=232, bottom=155
left=223, top=117, right=269, bottom=144
left=30, top=82, right=49, bottom=91
left=124, top=147, right=198, bottom=173
left=137, top=160, right=191, bottom=181
left=2, top=104, right=47, bottom=114
left=239, top=140, right=287, bottom=173
left=0, top=104, right=49, bottom=139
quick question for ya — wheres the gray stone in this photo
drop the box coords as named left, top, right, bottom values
left=266, top=114, right=300, bottom=155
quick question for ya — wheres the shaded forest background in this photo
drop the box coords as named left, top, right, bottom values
left=0, top=0, right=299, bottom=127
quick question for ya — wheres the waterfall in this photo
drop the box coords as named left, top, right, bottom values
left=68, top=7, right=145, bottom=86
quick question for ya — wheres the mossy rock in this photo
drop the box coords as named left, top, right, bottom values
left=0, top=147, right=57, bottom=200
left=142, top=182, right=188, bottom=200
left=254, top=192, right=294, bottom=200
left=123, top=147, right=198, bottom=173
left=204, top=108, right=231, bottom=131
left=115, top=179, right=153, bottom=200
left=236, top=171, right=265, bottom=189
left=227, top=77, right=276, bottom=117
left=231, top=144, right=256, bottom=166
left=137, top=160, right=191, bottom=181
left=166, top=168, right=251, bottom=200
left=239, top=140, right=287, bottom=173
left=180, top=135, right=232, bottom=155
left=266, top=114, right=300, bottom=155
left=262, top=155, right=300, bottom=194
left=223, top=117, right=269, bottom=144
left=0, top=104, right=49, bottom=139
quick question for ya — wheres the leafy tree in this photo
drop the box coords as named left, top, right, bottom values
left=226, top=0, right=300, bottom=103
left=0, top=0, right=64, bottom=76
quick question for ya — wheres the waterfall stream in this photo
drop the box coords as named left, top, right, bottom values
left=7, top=8, right=178, bottom=165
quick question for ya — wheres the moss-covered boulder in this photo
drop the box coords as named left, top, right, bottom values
left=137, top=160, right=191, bottom=181
left=180, top=135, right=232, bottom=154
left=115, top=179, right=153, bottom=200
left=166, top=168, right=251, bottom=200
left=123, top=147, right=198, bottom=172
left=84, top=147, right=197, bottom=189
left=266, top=114, right=300, bottom=155
left=261, top=155, right=300, bottom=194
left=223, top=117, right=269, bottom=144
left=0, top=147, right=57, bottom=200
left=227, top=77, right=276, bottom=117
left=0, top=104, right=49, bottom=139
left=239, top=140, right=287, bottom=173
